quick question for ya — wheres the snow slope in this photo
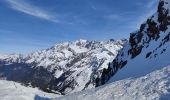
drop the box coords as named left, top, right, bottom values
left=95, top=0, right=170, bottom=86
left=54, top=65, right=170, bottom=100
left=111, top=0, right=170, bottom=82
left=0, top=80, right=59, bottom=100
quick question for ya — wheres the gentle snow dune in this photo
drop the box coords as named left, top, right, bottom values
left=54, top=65, right=170, bottom=100
left=0, top=80, right=59, bottom=100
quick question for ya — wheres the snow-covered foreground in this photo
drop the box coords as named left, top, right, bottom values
left=0, top=80, right=59, bottom=100
left=54, top=65, right=170, bottom=100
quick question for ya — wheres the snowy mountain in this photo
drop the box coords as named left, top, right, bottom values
left=2, top=0, right=170, bottom=99
left=0, top=39, right=127, bottom=94
left=95, top=0, right=170, bottom=86
left=0, top=53, right=23, bottom=65
left=55, top=65, right=170, bottom=100
left=0, top=80, right=59, bottom=100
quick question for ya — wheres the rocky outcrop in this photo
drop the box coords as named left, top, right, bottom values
left=96, top=0, right=170, bottom=87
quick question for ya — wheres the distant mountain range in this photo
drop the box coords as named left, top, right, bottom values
left=0, top=39, right=127, bottom=94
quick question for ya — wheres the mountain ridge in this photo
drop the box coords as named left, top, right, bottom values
left=95, top=0, right=170, bottom=87
left=0, top=39, right=127, bottom=94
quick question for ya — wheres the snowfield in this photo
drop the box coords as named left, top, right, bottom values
left=0, top=80, right=59, bottom=100
left=54, top=65, right=170, bottom=100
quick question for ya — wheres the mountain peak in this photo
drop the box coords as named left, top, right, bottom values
left=0, top=39, right=127, bottom=94
left=78, top=39, right=88, bottom=43
left=94, top=0, right=170, bottom=87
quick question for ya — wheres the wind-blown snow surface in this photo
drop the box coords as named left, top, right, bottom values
left=0, top=80, right=59, bottom=100
left=54, top=65, right=170, bottom=100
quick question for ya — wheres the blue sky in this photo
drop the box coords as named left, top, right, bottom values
left=0, top=0, right=159, bottom=54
